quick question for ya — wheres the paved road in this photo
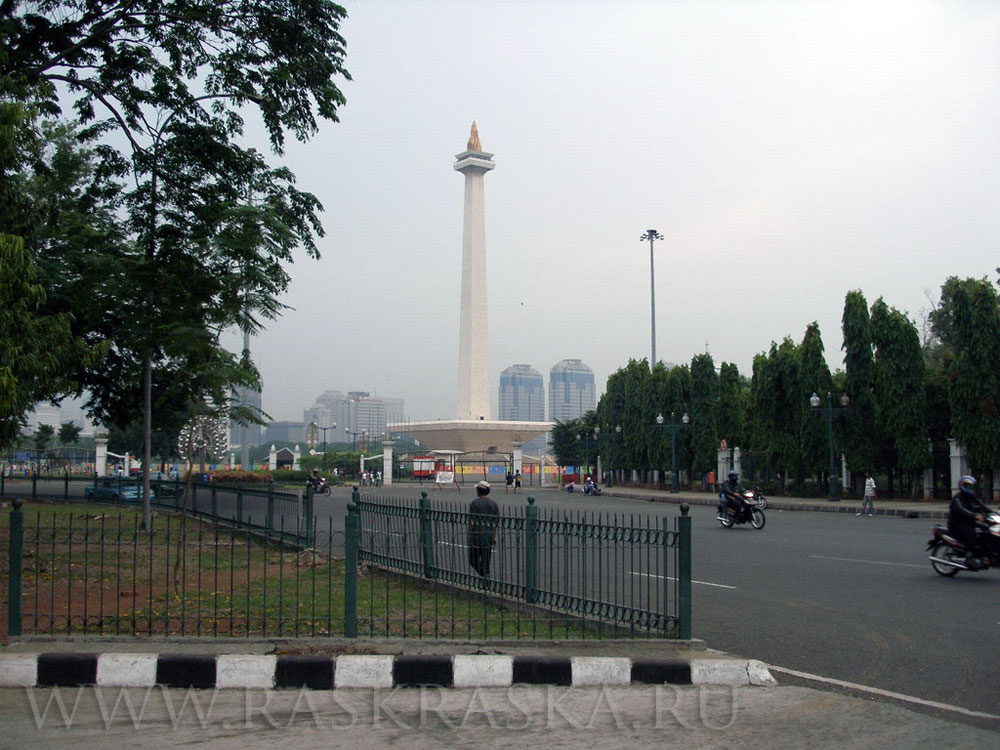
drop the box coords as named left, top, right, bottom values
left=335, top=484, right=999, bottom=716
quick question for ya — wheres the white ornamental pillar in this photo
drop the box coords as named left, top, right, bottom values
left=948, top=439, right=966, bottom=494
left=733, top=447, right=742, bottom=477
left=841, top=454, right=850, bottom=494
left=716, top=448, right=731, bottom=488
left=94, top=436, right=108, bottom=476
left=292, top=445, right=301, bottom=471
left=382, top=439, right=395, bottom=487
left=512, top=441, right=523, bottom=477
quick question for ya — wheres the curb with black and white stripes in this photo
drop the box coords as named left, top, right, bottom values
left=0, top=653, right=776, bottom=690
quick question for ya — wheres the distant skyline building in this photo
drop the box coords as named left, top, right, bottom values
left=549, top=359, right=596, bottom=423
left=498, top=364, right=545, bottom=422
left=301, top=390, right=406, bottom=446
left=499, top=364, right=547, bottom=455
left=229, top=385, right=263, bottom=457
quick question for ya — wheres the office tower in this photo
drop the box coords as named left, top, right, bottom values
left=549, top=359, right=596, bottom=423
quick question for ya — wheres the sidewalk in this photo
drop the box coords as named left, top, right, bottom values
left=598, top=485, right=950, bottom=519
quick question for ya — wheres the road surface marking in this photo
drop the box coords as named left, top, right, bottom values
left=768, top=664, right=1000, bottom=723
left=630, top=571, right=736, bottom=589
left=810, top=554, right=925, bottom=569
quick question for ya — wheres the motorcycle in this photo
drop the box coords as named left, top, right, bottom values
left=927, top=511, right=1000, bottom=576
left=718, top=493, right=766, bottom=530
left=307, top=477, right=333, bottom=496
left=744, top=486, right=767, bottom=509
left=584, top=482, right=602, bottom=496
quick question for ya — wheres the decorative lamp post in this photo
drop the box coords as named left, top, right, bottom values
left=810, top=392, right=850, bottom=501
left=596, top=424, right=623, bottom=487
left=640, top=229, right=663, bottom=372
left=314, top=422, right=336, bottom=473
left=656, top=411, right=690, bottom=493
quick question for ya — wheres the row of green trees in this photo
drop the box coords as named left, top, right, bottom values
left=1, top=3, right=353, bottom=522
left=555, top=276, right=1000, bottom=494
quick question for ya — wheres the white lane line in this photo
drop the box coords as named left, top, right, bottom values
left=768, top=664, right=1000, bottom=723
left=630, top=572, right=737, bottom=590
left=810, top=554, right=925, bottom=569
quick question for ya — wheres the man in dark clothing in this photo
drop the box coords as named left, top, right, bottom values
left=949, top=475, right=992, bottom=563
left=468, top=480, right=500, bottom=578
left=717, top=471, right=745, bottom=520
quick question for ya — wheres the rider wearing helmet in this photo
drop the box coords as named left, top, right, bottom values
left=948, top=475, right=991, bottom=564
left=717, top=470, right=745, bottom=520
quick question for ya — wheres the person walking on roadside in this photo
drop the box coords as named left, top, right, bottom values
left=514, top=470, right=522, bottom=492
left=468, top=480, right=500, bottom=579
left=505, top=471, right=513, bottom=494
left=859, top=472, right=876, bottom=516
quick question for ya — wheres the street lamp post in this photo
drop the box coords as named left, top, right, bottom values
left=348, top=430, right=363, bottom=452
left=810, top=392, right=850, bottom=501
left=640, top=229, right=663, bottom=371
left=314, top=422, right=336, bottom=473
left=656, top=412, right=690, bottom=493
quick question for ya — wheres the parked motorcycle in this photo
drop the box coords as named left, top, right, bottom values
left=927, top=511, right=1000, bottom=576
left=718, top=494, right=766, bottom=530
left=307, top=477, right=333, bottom=496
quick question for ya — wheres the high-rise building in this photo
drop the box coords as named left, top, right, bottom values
left=499, top=365, right=544, bottom=421
left=549, top=359, right=596, bottom=423
left=303, top=390, right=406, bottom=446
left=500, top=364, right=547, bottom=455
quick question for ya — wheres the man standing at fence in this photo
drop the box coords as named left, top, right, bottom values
left=468, top=480, right=499, bottom=580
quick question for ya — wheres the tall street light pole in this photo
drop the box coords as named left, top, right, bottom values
left=641, top=230, right=663, bottom=372
left=810, top=392, right=850, bottom=501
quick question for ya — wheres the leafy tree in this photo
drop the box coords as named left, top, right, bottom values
left=871, top=299, right=929, bottom=494
left=841, top=291, right=877, bottom=473
left=798, top=322, right=833, bottom=479
left=930, top=278, right=1000, bottom=473
left=2, top=1, right=351, bottom=525
left=716, top=362, right=746, bottom=449
left=32, top=423, right=54, bottom=451
left=620, top=359, right=655, bottom=473
left=751, top=339, right=801, bottom=484
left=0, top=102, right=105, bottom=450
left=57, top=421, right=81, bottom=446
left=689, top=353, right=718, bottom=478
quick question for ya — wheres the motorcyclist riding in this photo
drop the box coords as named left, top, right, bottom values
left=309, top=468, right=322, bottom=490
left=948, top=475, right=992, bottom=567
left=718, top=471, right=745, bottom=520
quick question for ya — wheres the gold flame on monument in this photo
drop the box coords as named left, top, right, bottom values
left=467, top=121, right=481, bottom=152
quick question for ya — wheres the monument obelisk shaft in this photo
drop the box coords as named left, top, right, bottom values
left=454, top=122, right=495, bottom=420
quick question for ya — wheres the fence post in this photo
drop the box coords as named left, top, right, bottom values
left=303, top=485, right=314, bottom=546
left=267, top=480, right=275, bottom=534
left=1, top=467, right=5, bottom=498
left=8, top=499, right=24, bottom=636
left=524, top=496, right=538, bottom=603
left=344, top=496, right=359, bottom=638
left=31, top=471, right=37, bottom=501
left=64, top=468, right=70, bottom=500
left=677, top=503, right=692, bottom=639
left=419, top=491, right=435, bottom=579
left=236, top=481, right=244, bottom=526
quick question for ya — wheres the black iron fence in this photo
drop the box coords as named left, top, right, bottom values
left=0, top=473, right=311, bottom=546
left=347, top=490, right=692, bottom=639
left=3, top=491, right=693, bottom=640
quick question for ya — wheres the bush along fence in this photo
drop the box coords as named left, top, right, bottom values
left=3, top=491, right=692, bottom=641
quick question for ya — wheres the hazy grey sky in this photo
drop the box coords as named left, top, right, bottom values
left=227, top=0, right=1000, bottom=423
